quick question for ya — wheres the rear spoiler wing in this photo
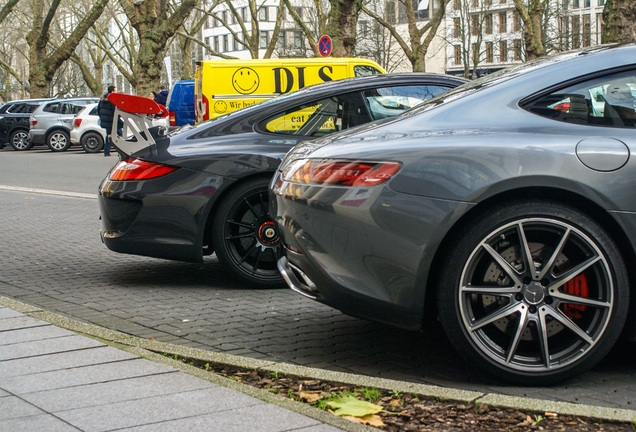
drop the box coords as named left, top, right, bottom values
left=107, top=93, right=168, bottom=156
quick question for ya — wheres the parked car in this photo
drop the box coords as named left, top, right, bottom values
left=0, top=98, right=52, bottom=150
left=29, top=97, right=99, bottom=151
left=272, top=44, right=636, bottom=385
left=70, top=103, right=106, bottom=153
left=167, top=80, right=195, bottom=128
left=98, top=73, right=467, bottom=286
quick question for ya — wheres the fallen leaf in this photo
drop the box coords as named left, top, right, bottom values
left=299, top=391, right=321, bottom=403
left=342, top=415, right=386, bottom=427
left=390, top=399, right=401, bottom=407
left=326, top=395, right=382, bottom=417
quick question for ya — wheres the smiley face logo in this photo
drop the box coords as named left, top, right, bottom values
left=232, top=67, right=260, bottom=94
left=214, top=100, right=227, bottom=114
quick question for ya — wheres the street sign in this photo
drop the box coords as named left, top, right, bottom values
left=319, top=35, right=332, bottom=57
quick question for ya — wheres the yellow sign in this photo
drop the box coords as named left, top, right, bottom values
left=195, top=58, right=386, bottom=122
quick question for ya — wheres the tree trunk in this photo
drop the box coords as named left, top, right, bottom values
left=326, top=0, right=362, bottom=57
left=27, top=0, right=108, bottom=98
left=602, top=0, right=636, bottom=43
left=120, top=0, right=196, bottom=96
left=513, top=0, right=547, bottom=60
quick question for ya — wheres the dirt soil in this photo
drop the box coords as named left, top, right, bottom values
left=176, top=357, right=633, bottom=431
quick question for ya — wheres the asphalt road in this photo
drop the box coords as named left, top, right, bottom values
left=1, top=147, right=635, bottom=411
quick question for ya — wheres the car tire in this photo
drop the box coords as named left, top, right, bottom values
left=436, top=200, right=629, bottom=385
left=10, top=129, right=32, bottom=151
left=81, top=132, right=104, bottom=153
left=211, top=177, right=283, bottom=287
left=47, top=130, right=71, bottom=152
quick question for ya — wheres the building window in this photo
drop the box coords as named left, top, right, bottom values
left=453, top=0, right=461, bottom=10
left=386, top=1, right=396, bottom=23
left=485, top=13, right=493, bottom=34
left=454, top=17, right=461, bottom=38
left=471, top=0, right=478, bottom=7
left=485, top=0, right=492, bottom=5
left=499, top=12, right=507, bottom=33
left=214, top=36, right=219, bottom=52
left=223, top=34, right=229, bottom=52
left=572, top=15, right=581, bottom=48
left=471, top=14, right=479, bottom=36
left=241, top=7, right=247, bottom=22
left=472, top=42, right=479, bottom=64
left=582, top=14, right=591, bottom=46
left=294, top=31, right=304, bottom=48
left=572, top=0, right=579, bottom=7
left=233, top=33, right=241, bottom=51
left=584, top=0, right=591, bottom=6
left=454, top=45, right=462, bottom=65
left=294, top=6, right=303, bottom=20
left=500, top=0, right=506, bottom=3
left=499, top=40, right=507, bottom=62
left=598, top=0, right=604, bottom=4
left=514, top=39, right=522, bottom=60
left=486, top=42, right=493, bottom=63
left=596, top=12, right=603, bottom=43
left=260, top=30, right=269, bottom=48
left=513, top=11, right=521, bottom=32
left=258, top=6, right=269, bottom=21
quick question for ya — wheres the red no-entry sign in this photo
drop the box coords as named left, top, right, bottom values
left=319, top=35, right=332, bottom=57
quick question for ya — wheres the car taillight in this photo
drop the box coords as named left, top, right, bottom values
left=30, top=119, right=37, bottom=126
left=74, top=118, right=82, bottom=128
left=282, top=159, right=400, bottom=187
left=169, top=111, right=176, bottom=126
left=109, top=158, right=179, bottom=181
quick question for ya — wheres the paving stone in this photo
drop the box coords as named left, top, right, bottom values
left=1, top=358, right=175, bottom=394
left=0, top=335, right=103, bottom=361
left=54, top=387, right=264, bottom=432
left=0, top=346, right=135, bottom=378
left=21, top=372, right=218, bottom=411
left=0, top=414, right=81, bottom=431
left=0, top=396, right=44, bottom=420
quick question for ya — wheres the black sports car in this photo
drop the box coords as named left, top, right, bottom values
left=98, top=73, right=466, bottom=286
left=273, top=44, right=636, bottom=384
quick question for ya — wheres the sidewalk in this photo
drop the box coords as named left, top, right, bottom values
left=0, top=305, right=346, bottom=432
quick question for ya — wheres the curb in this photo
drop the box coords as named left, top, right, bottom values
left=1, top=294, right=635, bottom=426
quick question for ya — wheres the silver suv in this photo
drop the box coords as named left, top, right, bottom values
left=29, top=97, right=99, bottom=152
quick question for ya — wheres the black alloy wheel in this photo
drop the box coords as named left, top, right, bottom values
left=10, top=130, right=32, bottom=151
left=47, top=130, right=71, bottom=152
left=212, top=177, right=283, bottom=286
left=81, top=132, right=104, bottom=153
left=437, top=200, right=629, bottom=385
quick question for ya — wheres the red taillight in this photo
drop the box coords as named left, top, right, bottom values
left=109, top=158, right=179, bottom=181
left=30, top=119, right=37, bottom=126
left=74, top=118, right=82, bottom=128
left=283, top=159, right=400, bottom=187
left=554, top=102, right=570, bottom=112
left=169, top=111, right=176, bottom=126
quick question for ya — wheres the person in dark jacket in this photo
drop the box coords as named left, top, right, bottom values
left=155, top=85, right=168, bottom=106
left=97, top=85, right=117, bottom=156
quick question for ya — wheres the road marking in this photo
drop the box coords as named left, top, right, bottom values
left=0, top=185, right=97, bottom=200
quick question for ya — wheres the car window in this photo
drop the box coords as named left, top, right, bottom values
left=523, top=70, right=636, bottom=127
left=261, top=92, right=371, bottom=137
left=354, top=65, right=383, bottom=77
left=6, top=103, right=26, bottom=114
left=43, top=102, right=60, bottom=113
left=363, top=85, right=452, bottom=120
left=0, top=103, right=11, bottom=114
left=61, top=102, right=87, bottom=115
left=25, top=104, right=39, bottom=113
left=89, top=106, right=99, bottom=115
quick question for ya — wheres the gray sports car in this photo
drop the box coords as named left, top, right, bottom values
left=273, top=43, right=636, bottom=385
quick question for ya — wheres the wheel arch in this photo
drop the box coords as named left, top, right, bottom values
left=423, top=185, right=636, bottom=333
left=200, top=171, right=277, bottom=256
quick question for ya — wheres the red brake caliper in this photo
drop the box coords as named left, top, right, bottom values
left=562, top=274, right=589, bottom=320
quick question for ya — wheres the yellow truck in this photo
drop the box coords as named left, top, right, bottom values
left=194, top=58, right=386, bottom=122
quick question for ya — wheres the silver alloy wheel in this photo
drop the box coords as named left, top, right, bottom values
left=11, top=131, right=30, bottom=150
left=458, top=217, right=613, bottom=373
left=48, top=131, right=69, bottom=151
